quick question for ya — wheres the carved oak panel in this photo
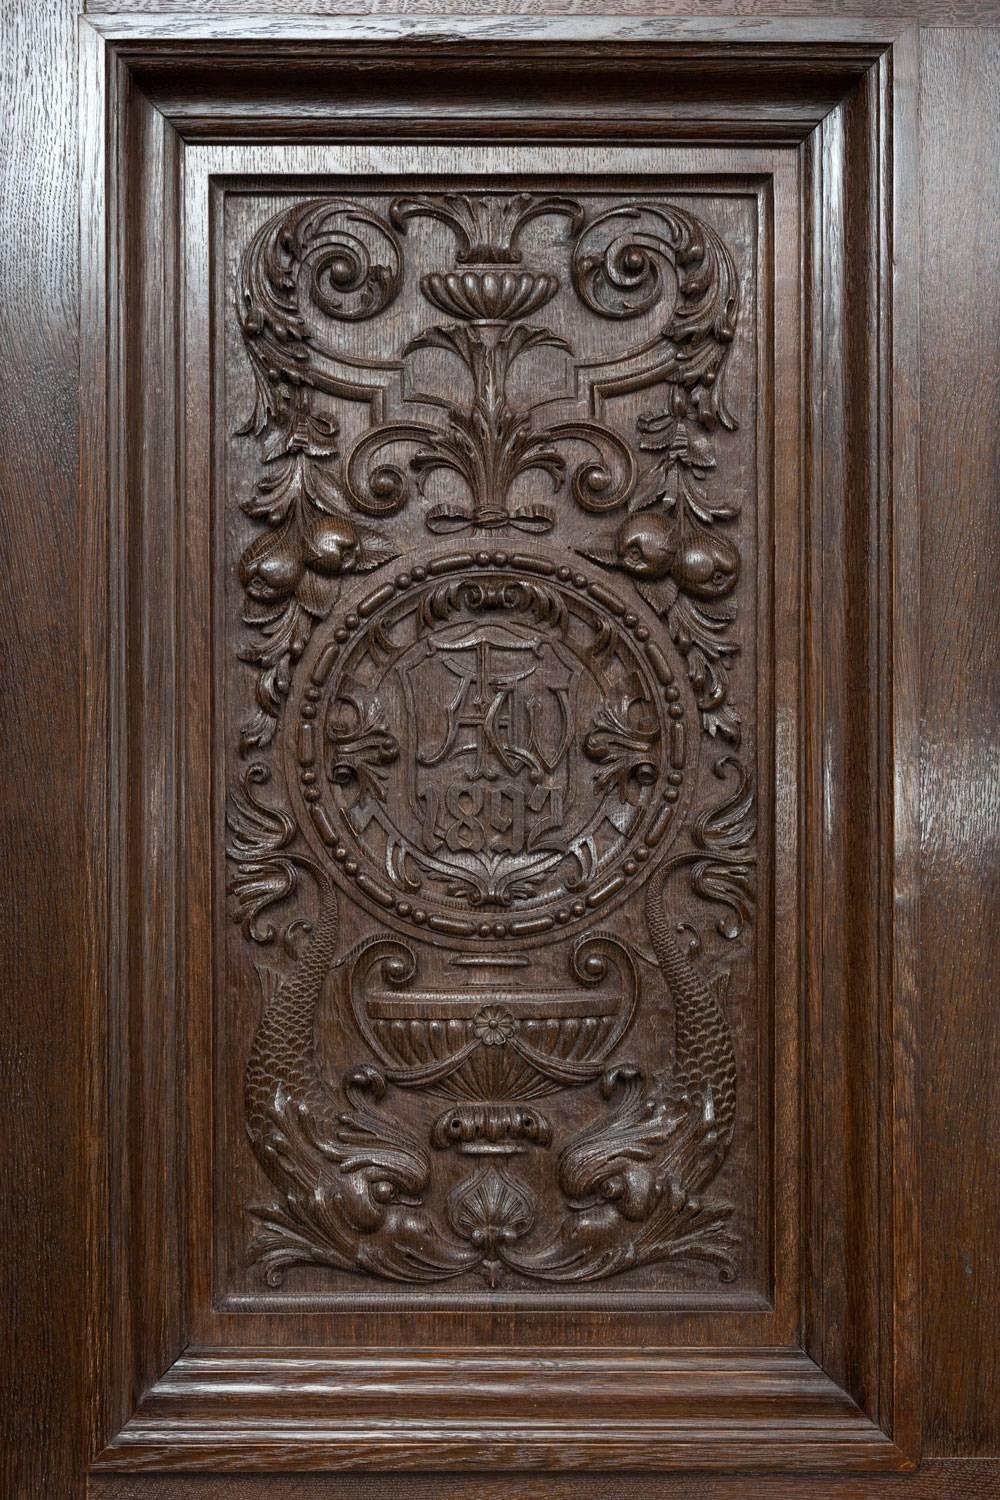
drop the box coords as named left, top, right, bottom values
left=78, top=22, right=921, bottom=1472
left=219, top=185, right=761, bottom=1300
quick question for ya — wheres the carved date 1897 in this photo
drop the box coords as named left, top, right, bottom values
left=226, top=189, right=756, bottom=1290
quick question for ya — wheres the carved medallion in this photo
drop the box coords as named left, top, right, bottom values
left=225, top=188, right=756, bottom=1292
left=287, top=555, right=691, bottom=942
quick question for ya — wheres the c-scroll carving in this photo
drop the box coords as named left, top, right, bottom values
left=235, top=853, right=473, bottom=1283
left=571, top=202, right=738, bottom=426
left=503, top=857, right=740, bottom=1283
left=229, top=188, right=755, bottom=1290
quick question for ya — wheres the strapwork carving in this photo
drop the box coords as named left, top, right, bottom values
left=571, top=203, right=739, bottom=424
left=503, top=859, right=739, bottom=1282
left=229, top=188, right=755, bottom=1289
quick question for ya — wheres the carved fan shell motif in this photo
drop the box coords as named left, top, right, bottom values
left=226, top=188, right=756, bottom=1291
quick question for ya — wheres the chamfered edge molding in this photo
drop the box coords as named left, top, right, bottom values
left=80, top=12, right=916, bottom=147
left=92, top=1348, right=913, bottom=1473
left=78, top=13, right=920, bottom=1474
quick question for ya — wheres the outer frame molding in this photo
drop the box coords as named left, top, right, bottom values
left=79, top=14, right=919, bottom=1473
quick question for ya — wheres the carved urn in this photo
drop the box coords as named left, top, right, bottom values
left=349, top=936, right=638, bottom=1152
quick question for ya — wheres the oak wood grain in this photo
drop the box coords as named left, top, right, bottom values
left=87, top=1458, right=1000, bottom=1499
left=2, top=3, right=999, bottom=1493
left=83, top=0, right=1000, bottom=27
left=87, top=15, right=898, bottom=151
left=76, top=18, right=920, bottom=1475
left=90, top=1348, right=906, bottom=1472
left=919, top=26, right=1000, bottom=1458
left=0, top=0, right=84, bottom=1497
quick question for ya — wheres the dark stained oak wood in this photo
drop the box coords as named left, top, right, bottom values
left=919, top=27, right=1000, bottom=1459
left=0, top=0, right=85, bottom=1497
left=207, top=172, right=769, bottom=1314
left=82, top=14, right=907, bottom=151
left=86, top=1458, right=1000, bottom=1500
left=76, top=15, right=919, bottom=1476
left=2, top=3, right=999, bottom=1495
left=88, top=1349, right=906, bottom=1471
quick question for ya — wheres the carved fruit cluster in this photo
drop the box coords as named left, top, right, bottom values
left=227, top=190, right=756, bottom=1290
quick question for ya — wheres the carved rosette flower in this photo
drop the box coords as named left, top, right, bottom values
left=472, top=1006, right=518, bottom=1047
left=230, top=190, right=755, bottom=1292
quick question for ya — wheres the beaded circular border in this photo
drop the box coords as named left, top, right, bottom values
left=286, top=548, right=695, bottom=948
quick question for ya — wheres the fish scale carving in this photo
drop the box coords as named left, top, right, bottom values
left=226, top=187, right=756, bottom=1290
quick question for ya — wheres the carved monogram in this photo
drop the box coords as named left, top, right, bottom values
left=227, top=191, right=755, bottom=1289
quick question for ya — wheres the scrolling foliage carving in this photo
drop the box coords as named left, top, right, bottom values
left=227, top=189, right=756, bottom=1290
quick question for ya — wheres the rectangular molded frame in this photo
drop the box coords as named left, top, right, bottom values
left=79, top=13, right=920, bottom=1473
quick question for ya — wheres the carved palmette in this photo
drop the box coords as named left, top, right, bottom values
left=227, top=189, right=756, bottom=1288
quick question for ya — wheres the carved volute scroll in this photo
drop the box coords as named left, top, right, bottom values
left=224, top=188, right=757, bottom=1294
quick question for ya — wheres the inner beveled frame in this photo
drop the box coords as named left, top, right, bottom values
left=80, top=16, right=919, bottom=1473
left=207, top=155, right=778, bottom=1321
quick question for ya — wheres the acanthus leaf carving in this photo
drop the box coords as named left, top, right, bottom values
left=389, top=191, right=585, bottom=266
left=230, top=188, right=755, bottom=1290
left=226, top=763, right=312, bottom=947
left=583, top=688, right=661, bottom=799
left=677, top=754, right=756, bottom=939
left=665, top=593, right=741, bottom=744
left=237, top=196, right=404, bottom=437
left=403, top=320, right=570, bottom=534
left=236, top=386, right=399, bottom=751
left=501, top=859, right=739, bottom=1284
left=325, top=693, right=399, bottom=803
left=570, top=202, right=739, bottom=431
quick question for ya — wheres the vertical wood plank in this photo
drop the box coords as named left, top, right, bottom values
left=0, top=0, right=85, bottom=1495
left=920, top=26, right=1000, bottom=1457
